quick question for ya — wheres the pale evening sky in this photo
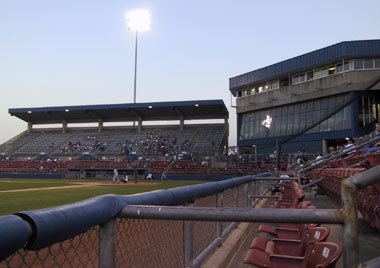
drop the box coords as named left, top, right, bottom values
left=0, top=0, right=379, bottom=145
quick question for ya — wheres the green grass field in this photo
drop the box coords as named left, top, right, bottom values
left=0, top=179, right=201, bottom=216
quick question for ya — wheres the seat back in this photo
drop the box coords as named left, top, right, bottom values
left=303, top=227, right=331, bottom=243
left=306, top=242, right=342, bottom=268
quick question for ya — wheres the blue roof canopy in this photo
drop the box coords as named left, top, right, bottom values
left=229, top=39, right=380, bottom=95
left=9, top=99, right=228, bottom=124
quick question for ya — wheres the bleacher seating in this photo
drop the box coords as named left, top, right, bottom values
left=0, top=125, right=226, bottom=159
left=305, top=152, right=380, bottom=230
left=243, top=180, right=343, bottom=268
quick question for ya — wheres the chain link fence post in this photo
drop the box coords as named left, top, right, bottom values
left=233, top=186, right=238, bottom=207
left=184, top=203, right=193, bottom=268
left=243, top=183, right=249, bottom=207
left=99, top=218, right=116, bottom=268
left=248, top=181, right=254, bottom=207
left=216, top=193, right=223, bottom=238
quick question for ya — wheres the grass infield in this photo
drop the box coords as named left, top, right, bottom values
left=0, top=179, right=200, bottom=216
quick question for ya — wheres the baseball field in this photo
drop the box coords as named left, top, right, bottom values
left=0, top=179, right=201, bottom=216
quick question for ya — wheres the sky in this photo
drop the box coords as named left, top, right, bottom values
left=0, top=0, right=379, bottom=145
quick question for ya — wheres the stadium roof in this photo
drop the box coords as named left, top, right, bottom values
left=229, top=39, right=380, bottom=95
left=9, top=99, right=228, bottom=124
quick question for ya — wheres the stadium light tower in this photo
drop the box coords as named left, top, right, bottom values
left=125, top=9, right=151, bottom=103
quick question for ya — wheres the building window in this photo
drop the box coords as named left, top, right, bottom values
left=328, top=66, right=336, bottom=75
left=307, top=71, right=313, bottom=80
left=336, top=63, right=343, bottom=73
left=238, top=91, right=242, bottom=97
left=267, top=81, right=279, bottom=90
left=314, top=68, right=328, bottom=79
left=344, top=61, right=351, bottom=71
left=292, top=73, right=307, bottom=85
left=272, top=81, right=279, bottom=89
left=354, top=59, right=364, bottom=69
left=292, top=76, right=299, bottom=85
left=364, top=59, right=374, bottom=69
left=375, top=59, right=380, bottom=69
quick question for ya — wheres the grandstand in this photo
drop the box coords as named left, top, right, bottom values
left=2, top=100, right=228, bottom=160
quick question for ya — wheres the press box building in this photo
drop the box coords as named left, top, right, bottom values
left=229, top=40, right=380, bottom=155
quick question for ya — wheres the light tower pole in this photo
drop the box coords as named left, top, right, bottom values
left=133, top=30, right=138, bottom=103
left=126, top=9, right=151, bottom=103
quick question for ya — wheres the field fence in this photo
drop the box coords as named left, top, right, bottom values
left=0, top=175, right=274, bottom=268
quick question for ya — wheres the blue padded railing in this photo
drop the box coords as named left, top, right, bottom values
left=0, top=173, right=270, bottom=260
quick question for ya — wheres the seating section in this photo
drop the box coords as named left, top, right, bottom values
left=210, top=161, right=287, bottom=176
left=243, top=180, right=342, bottom=268
left=305, top=152, right=380, bottom=230
left=167, top=160, right=208, bottom=175
left=0, top=125, right=226, bottom=159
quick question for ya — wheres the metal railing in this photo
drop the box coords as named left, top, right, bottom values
left=297, top=135, right=380, bottom=174
left=1, top=166, right=380, bottom=268
left=0, top=173, right=275, bottom=268
left=120, top=166, right=380, bottom=268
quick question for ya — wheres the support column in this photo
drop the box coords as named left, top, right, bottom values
left=99, top=218, right=116, bottom=268
left=224, top=117, right=229, bottom=156
left=98, top=120, right=104, bottom=132
left=183, top=203, right=193, bottom=268
left=341, top=180, right=359, bottom=268
left=180, top=117, right=184, bottom=130
left=62, top=121, right=68, bottom=133
left=27, top=122, right=33, bottom=133
left=322, top=140, right=327, bottom=156
left=138, top=119, right=142, bottom=132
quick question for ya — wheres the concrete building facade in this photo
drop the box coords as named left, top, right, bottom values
left=229, top=40, right=380, bottom=155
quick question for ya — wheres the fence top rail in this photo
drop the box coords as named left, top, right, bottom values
left=346, top=165, right=380, bottom=189
left=119, top=205, right=344, bottom=224
left=0, top=172, right=272, bottom=260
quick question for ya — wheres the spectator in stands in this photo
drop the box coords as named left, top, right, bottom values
left=364, top=122, right=380, bottom=154
left=112, top=168, right=119, bottom=182
left=315, top=154, right=322, bottom=161
left=328, top=146, right=336, bottom=153
left=342, top=138, right=356, bottom=155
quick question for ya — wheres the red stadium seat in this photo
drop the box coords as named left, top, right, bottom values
left=244, top=241, right=342, bottom=268
left=251, top=226, right=330, bottom=254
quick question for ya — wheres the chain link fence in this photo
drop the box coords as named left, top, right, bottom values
left=115, top=219, right=184, bottom=268
left=1, top=226, right=99, bottom=268
left=0, top=176, right=274, bottom=268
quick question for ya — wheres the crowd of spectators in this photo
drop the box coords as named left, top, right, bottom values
left=59, top=136, right=108, bottom=154
left=118, top=132, right=192, bottom=161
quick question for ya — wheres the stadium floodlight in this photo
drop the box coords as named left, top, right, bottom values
left=125, top=9, right=151, bottom=104
left=262, top=115, right=272, bottom=129
left=126, top=9, right=151, bottom=32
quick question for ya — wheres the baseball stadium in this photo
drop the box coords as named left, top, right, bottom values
left=1, top=2, right=380, bottom=268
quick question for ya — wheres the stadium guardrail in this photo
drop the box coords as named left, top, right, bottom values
left=0, top=173, right=275, bottom=267
left=2, top=166, right=380, bottom=268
